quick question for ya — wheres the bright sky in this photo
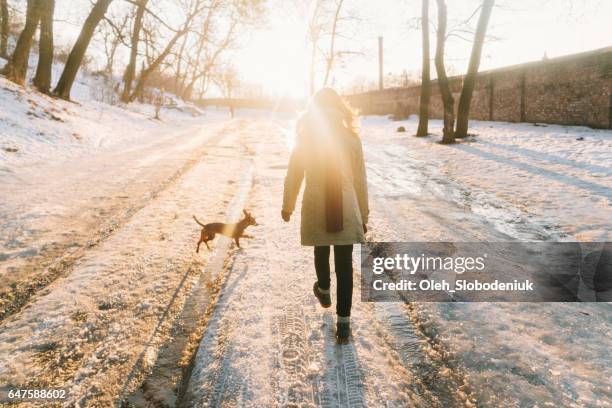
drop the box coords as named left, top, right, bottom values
left=56, top=0, right=612, bottom=99
left=236, top=0, right=612, bottom=98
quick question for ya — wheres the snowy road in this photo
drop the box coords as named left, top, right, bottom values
left=0, top=116, right=226, bottom=319
left=181, top=128, right=471, bottom=407
left=0, top=113, right=610, bottom=407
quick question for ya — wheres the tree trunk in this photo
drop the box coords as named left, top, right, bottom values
left=322, top=0, right=344, bottom=87
left=174, top=32, right=189, bottom=96
left=121, top=0, right=146, bottom=102
left=181, top=11, right=210, bottom=101
left=308, top=38, right=317, bottom=95
left=307, top=0, right=321, bottom=95
left=0, top=0, right=9, bottom=58
left=33, top=0, right=55, bottom=93
left=1, top=0, right=42, bottom=85
left=181, top=81, right=194, bottom=101
left=181, top=69, right=206, bottom=101
left=53, top=0, right=113, bottom=100
left=129, top=27, right=188, bottom=102
left=455, top=0, right=495, bottom=138
left=129, top=0, right=209, bottom=103
left=416, top=0, right=430, bottom=137
left=104, top=34, right=120, bottom=78
left=434, top=0, right=455, bottom=144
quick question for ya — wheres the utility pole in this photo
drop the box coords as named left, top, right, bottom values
left=378, top=36, right=383, bottom=90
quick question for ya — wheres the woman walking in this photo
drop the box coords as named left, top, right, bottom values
left=281, top=88, right=369, bottom=344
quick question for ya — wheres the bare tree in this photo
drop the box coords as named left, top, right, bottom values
left=1, top=0, right=42, bottom=85
left=416, top=0, right=430, bottom=137
left=179, top=13, right=239, bottom=101
left=320, top=0, right=361, bottom=88
left=0, top=0, right=8, bottom=58
left=321, top=0, right=344, bottom=87
left=128, top=0, right=211, bottom=102
left=127, top=0, right=261, bottom=102
left=53, top=0, right=114, bottom=99
left=121, top=0, right=147, bottom=102
left=307, top=0, right=322, bottom=95
left=173, top=30, right=189, bottom=95
left=128, top=30, right=187, bottom=101
left=300, top=0, right=360, bottom=93
left=100, top=12, right=129, bottom=78
left=434, top=0, right=455, bottom=144
left=213, top=64, right=238, bottom=118
left=33, top=0, right=55, bottom=93
left=455, top=0, right=495, bottom=138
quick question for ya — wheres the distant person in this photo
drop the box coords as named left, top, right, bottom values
left=281, top=88, right=369, bottom=344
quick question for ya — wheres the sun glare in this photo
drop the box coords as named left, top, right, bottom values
left=238, top=17, right=310, bottom=98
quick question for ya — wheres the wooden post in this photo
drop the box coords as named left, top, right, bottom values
left=378, top=36, right=383, bottom=90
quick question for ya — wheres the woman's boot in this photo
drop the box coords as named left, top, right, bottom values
left=336, top=316, right=350, bottom=344
left=313, top=282, right=331, bottom=308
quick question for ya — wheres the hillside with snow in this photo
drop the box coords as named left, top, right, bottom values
left=0, top=57, right=215, bottom=172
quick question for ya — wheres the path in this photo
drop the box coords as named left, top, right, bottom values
left=0, top=114, right=609, bottom=407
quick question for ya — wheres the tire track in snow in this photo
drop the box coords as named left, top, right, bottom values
left=255, top=163, right=365, bottom=408
left=362, top=141, right=486, bottom=407
left=126, top=163, right=254, bottom=407
left=0, top=121, right=255, bottom=407
left=0, top=124, right=231, bottom=323
left=319, top=312, right=365, bottom=408
left=183, top=120, right=471, bottom=408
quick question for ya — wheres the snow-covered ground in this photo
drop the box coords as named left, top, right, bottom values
left=359, top=116, right=612, bottom=407
left=0, top=64, right=236, bottom=322
left=0, top=81, right=610, bottom=408
left=362, top=115, right=611, bottom=242
left=0, top=66, right=216, bottom=172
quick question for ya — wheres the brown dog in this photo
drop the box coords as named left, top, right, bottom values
left=193, top=210, right=257, bottom=252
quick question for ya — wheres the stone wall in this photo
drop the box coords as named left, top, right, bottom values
left=346, top=47, right=612, bottom=129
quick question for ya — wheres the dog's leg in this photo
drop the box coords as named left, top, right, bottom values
left=241, top=234, right=254, bottom=239
left=234, top=237, right=241, bottom=248
left=196, top=230, right=207, bottom=253
left=205, top=240, right=211, bottom=250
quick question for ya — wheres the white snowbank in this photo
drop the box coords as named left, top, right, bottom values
left=0, top=59, right=226, bottom=172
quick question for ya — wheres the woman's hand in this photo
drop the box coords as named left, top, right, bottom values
left=281, top=210, right=291, bottom=222
left=363, top=224, right=368, bottom=234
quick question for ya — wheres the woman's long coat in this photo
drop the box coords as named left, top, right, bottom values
left=282, top=115, right=369, bottom=246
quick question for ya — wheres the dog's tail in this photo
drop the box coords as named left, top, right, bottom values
left=193, top=215, right=206, bottom=227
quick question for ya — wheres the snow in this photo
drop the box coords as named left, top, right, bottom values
left=0, top=61, right=610, bottom=408
left=183, top=127, right=473, bottom=407
left=0, top=117, right=257, bottom=406
left=182, top=115, right=611, bottom=407
left=0, top=58, right=222, bottom=172
left=359, top=115, right=612, bottom=407
left=361, top=115, right=611, bottom=242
